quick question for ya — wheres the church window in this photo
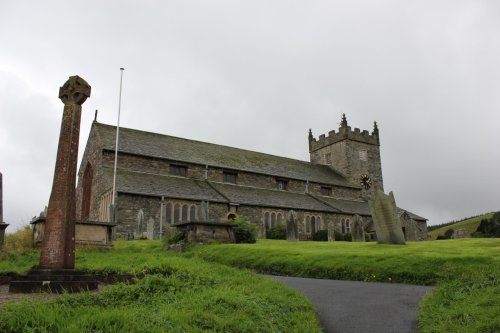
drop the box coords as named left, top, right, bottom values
left=182, top=205, right=188, bottom=223
left=276, top=179, right=289, bottom=190
left=271, top=212, right=276, bottom=227
left=165, top=203, right=172, bottom=224
left=305, top=216, right=311, bottom=233
left=277, top=213, right=283, bottom=224
left=311, top=216, right=317, bottom=233
left=223, top=171, right=237, bottom=184
left=345, top=219, right=351, bottom=233
left=174, top=204, right=180, bottom=224
left=325, top=153, right=332, bottom=165
left=170, top=164, right=187, bottom=177
left=264, top=212, right=270, bottom=229
left=341, top=218, right=346, bottom=233
left=320, top=186, right=332, bottom=196
left=359, top=150, right=367, bottom=161
left=81, top=162, right=93, bottom=220
left=189, top=205, right=197, bottom=222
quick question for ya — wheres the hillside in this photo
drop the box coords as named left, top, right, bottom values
left=428, top=212, right=495, bottom=240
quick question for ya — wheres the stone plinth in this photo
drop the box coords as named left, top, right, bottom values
left=9, top=269, right=98, bottom=293
left=368, top=191, right=406, bottom=244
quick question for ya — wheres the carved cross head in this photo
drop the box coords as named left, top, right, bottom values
left=59, top=75, right=91, bottom=105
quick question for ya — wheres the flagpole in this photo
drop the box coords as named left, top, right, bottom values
left=111, top=68, right=124, bottom=223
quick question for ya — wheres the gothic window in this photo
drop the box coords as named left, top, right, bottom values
left=341, top=218, right=346, bottom=233
left=264, top=212, right=270, bottom=229
left=170, top=164, right=187, bottom=177
left=174, top=204, right=180, bottom=224
left=181, top=205, right=188, bottom=223
left=223, top=171, right=237, bottom=184
left=189, top=205, right=197, bottom=222
left=81, top=162, right=93, bottom=220
left=271, top=212, right=276, bottom=228
left=165, top=203, right=172, bottom=224
left=276, top=179, right=289, bottom=191
left=345, top=219, right=351, bottom=233
left=306, top=216, right=311, bottom=233
left=320, top=186, right=332, bottom=196
left=311, top=216, right=317, bottom=233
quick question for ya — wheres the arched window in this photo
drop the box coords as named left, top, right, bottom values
left=264, top=212, right=270, bottom=229
left=277, top=213, right=282, bottom=224
left=165, top=203, right=172, bottom=224
left=174, top=204, right=180, bottom=224
left=182, top=205, right=188, bottom=223
left=345, top=219, right=351, bottom=233
left=341, top=218, right=346, bottom=233
left=81, top=162, right=93, bottom=220
left=271, top=212, right=276, bottom=228
left=189, top=205, right=196, bottom=222
left=306, top=216, right=311, bottom=233
left=311, top=216, right=316, bottom=233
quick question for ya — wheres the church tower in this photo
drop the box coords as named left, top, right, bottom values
left=308, top=114, right=384, bottom=192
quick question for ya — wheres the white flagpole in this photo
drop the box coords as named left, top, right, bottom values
left=111, top=68, right=124, bottom=223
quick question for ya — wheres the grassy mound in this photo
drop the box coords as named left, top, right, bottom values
left=0, top=241, right=321, bottom=333
left=188, top=239, right=500, bottom=333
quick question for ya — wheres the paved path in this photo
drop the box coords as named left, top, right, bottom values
left=263, top=275, right=433, bottom=333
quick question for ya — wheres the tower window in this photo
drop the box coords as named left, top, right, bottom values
left=223, top=171, right=237, bottom=184
left=325, top=153, right=332, bottom=164
left=320, top=186, right=332, bottom=196
left=170, top=164, right=187, bottom=177
left=359, top=150, right=367, bottom=161
left=276, top=179, right=289, bottom=191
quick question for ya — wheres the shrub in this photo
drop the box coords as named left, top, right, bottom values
left=312, top=230, right=328, bottom=241
left=333, top=231, right=352, bottom=241
left=233, top=217, right=257, bottom=243
left=267, top=224, right=286, bottom=240
left=1, top=225, right=34, bottom=257
left=163, top=227, right=186, bottom=247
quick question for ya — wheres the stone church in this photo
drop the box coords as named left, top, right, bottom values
left=75, top=114, right=427, bottom=241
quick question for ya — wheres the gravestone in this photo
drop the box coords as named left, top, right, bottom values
left=351, top=214, right=365, bottom=242
left=146, top=217, right=155, bottom=240
left=286, top=210, right=299, bottom=242
left=199, top=201, right=209, bottom=221
left=327, top=222, right=335, bottom=242
left=10, top=76, right=97, bottom=293
left=368, top=190, right=406, bottom=244
left=0, top=172, right=9, bottom=253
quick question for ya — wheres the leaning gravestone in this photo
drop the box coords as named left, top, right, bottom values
left=327, top=222, right=335, bottom=242
left=286, top=210, right=299, bottom=242
left=368, top=190, right=406, bottom=244
left=351, top=214, right=365, bottom=242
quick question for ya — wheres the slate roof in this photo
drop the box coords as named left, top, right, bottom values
left=210, top=182, right=339, bottom=212
left=94, top=122, right=353, bottom=187
left=105, top=168, right=227, bottom=203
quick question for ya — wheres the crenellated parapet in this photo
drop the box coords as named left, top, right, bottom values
left=309, top=120, right=379, bottom=153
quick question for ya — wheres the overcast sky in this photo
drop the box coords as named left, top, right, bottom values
left=1, top=0, right=499, bottom=232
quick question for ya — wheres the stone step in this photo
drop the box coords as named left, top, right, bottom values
left=9, top=280, right=98, bottom=293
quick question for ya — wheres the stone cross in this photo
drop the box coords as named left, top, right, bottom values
left=286, top=210, right=299, bottom=242
left=351, top=214, right=365, bottom=242
left=39, top=76, right=91, bottom=269
left=368, top=190, right=406, bottom=244
left=0, top=172, right=9, bottom=252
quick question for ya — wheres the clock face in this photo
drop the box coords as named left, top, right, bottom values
left=360, top=174, right=372, bottom=190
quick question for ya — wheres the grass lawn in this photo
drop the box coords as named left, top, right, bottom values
left=0, top=241, right=321, bottom=333
left=188, top=238, right=500, bottom=333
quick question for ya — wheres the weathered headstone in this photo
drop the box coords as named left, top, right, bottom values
left=39, top=76, right=91, bottom=268
left=368, top=190, right=406, bottom=244
left=199, top=201, right=209, bottom=221
left=146, top=217, right=155, bottom=240
left=351, top=214, right=365, bottom=242
left=0, top=172, right=9, bottom=253
left=327, top=222, right=335, bottom=242
left=286, top=210, right=299, bottom=242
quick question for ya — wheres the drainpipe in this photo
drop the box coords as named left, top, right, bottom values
left=159, top=196, right=164, bottom=239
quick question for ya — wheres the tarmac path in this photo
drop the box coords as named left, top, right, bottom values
left=263, top=275, right=433, bottom=333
